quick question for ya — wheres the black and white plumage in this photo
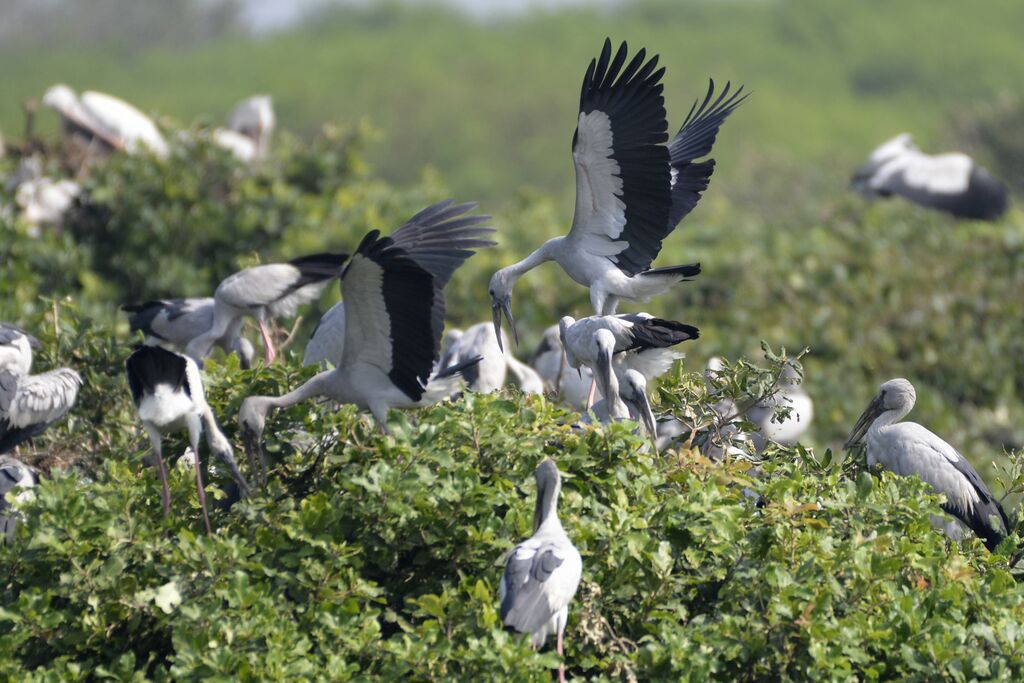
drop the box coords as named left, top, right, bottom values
left=123, top=298, right=255, bottom=370
left=845, top=378, right=1009, bottom=551
left=851, top=133, right=1009, bottom=221
left=239, top=200, right=494, bottom=468
left=41, top=84, right=168, bottom=158
left=0, top=367, right=81, bottom=454
left=438, top=323, right=544, bottom=395
left=500, top=459, right=582, bottom=683
left=185, top=252, right=349, bottom=366
left=302, top=300, right=345, bottom=368
left=0, top=323, right=40, bottom=377
left=488, top=39, right=744, bottom=345
left=0, top=455, right=35, bottom=542
left=532, top=325, right=596, bottom=410
left=126, top=345, right=249, bottom=533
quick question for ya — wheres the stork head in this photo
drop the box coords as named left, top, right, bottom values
left=232, top=337, right=255, bottom=370
left=851, top=133, right=916, bottom=194
left=41, top=84, right=76, bottom=114
left=620, top=369, right=657, bottom=440
left=844, top=377, right=916, bottom=450
left=238, top=396, right=269, bottom=479
left=533, top=458, right=562, bottom=532
left=489, top=270, right=517, bottom=352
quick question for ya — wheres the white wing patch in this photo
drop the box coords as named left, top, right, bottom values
left=569, top=111, right=628, bottom=258
left=901, top=152, right=972, bottom=195
left=339, top=255, right=393, bottom=374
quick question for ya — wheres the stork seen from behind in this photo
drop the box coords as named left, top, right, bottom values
left=489, top=38, right=745, bottom=346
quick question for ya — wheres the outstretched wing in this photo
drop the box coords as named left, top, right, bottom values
left=339, top=201, right=494, bottom=400
left=667, top=80, right=746, bottom=227
left=566, top=39, right=671, bottom=277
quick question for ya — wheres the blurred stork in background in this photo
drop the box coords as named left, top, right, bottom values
left=238, top=200, right=493, bottom=475
left=0, top=455, right=35, bottom=542
left=852, top=133, right=1008, bottom=221
left=185, top=252, right=349, bottom=366
left=0, top=323, right=39, bottom=377
left=227, top=95, right=275, bottom=160
left=499, top=459, right=582, bottom=683
left=489, top=38, right=745, bottom=345
left=747, top=362, right=814, bottom=451
left=532, top=325, right=595, bottom=410
left=0, top=366, right=81, bottom=455
left=126, top=345, right=249, bottom=534
left=845, top=378, right=1009, bottom=550
left=122, top=299, right=255, bottom=370
left=439, top=323, right=544, bottom=395
left=42, top=84, right=168, bottom=159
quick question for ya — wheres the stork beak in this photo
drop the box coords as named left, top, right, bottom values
left=241, top=424, right=267, bottom=486
left=492, top=299, right=517, bottom=352
left=595, top=348, right=613, bottom=401
left=844, top=394, right=884, bottom=450
left=629, top=390, right=657, bottom=441
left=533, top=478, right=545, bottom=533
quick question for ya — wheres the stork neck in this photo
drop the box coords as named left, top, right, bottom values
left=506, top=239, right=560, bottom=279
left=868, top=406, right=909, bottom=435
left=534, top=480, right=563, bottom=533
left=266, top=370, right=334, bottom=410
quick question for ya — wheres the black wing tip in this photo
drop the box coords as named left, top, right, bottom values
left=437, top=355, right=484, bottom=379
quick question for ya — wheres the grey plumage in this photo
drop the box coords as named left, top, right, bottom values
left=0, top=323, right=39, bottom=376
left=0, top=455, right=35, bottom=542
left=0, top=368, right=81, bottom=454
left=123, top=298, right=254, bottom=369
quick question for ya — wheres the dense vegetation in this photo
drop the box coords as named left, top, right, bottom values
left=2, top=0, right=1024, bottom=679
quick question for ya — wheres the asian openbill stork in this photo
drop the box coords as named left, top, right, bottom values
left=185, top=252, right=349, bottom=366
left=851, top=133, right=1009, bottom=221
left=227, top=96, right=275, bottom=159
left=439, top=323, right=544, bottom=395
left=587, top=368, right=657, bottom=440
left=559, top=313, right=698, bottom=409
left=122, top=298, right=255, bottom=369
left=42, top=84, right=169, bottom=158
left=499, top=459, right=582, bottom=683
left=845, top=378, right=1009, bottom=551
left=239, top=200, right=494, bottom=472
left=489, top=38, right=745, bottom=347
left=0, top=367, right=81, bottom=455
left=0, top=455, right=35, bottom=542
left=0, top=323, right=39, bottom=377
left=126, top=345, right=249, bottom=533
left=532, top=325, right=596, bottom=410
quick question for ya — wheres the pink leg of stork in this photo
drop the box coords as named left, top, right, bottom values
left=258, top=318, right=277, bottom=365
left=557, top=627, right=566, bottom=683
left=193, top=450, right=212, bottom=535
left=155, top=453, right=172, bottom=516
left=585, top=377, right=597, bottom=411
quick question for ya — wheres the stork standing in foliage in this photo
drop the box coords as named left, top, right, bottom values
left=500, top=459, right=582, bottom=683
left=845, top=378, right=1009, bottom=550
left=747, top=363, right=814, bottom=451
left=238, top=200, right=493, bottom=472
left=489, top=38, right=745, bottom=346
left=0, top=455, right=35, bottom=542
left=185, top=252, right=349, bottom=366
left=0, top=323, right=39, bottom=377
left=122, top=298, right=255, bottom=370
left=439, top=323, right=544, bottom=395
left=126, top=345, right=249, bottom=534
left=42, top=84, right=168, bottom=158
left=851, top=133, right=1009, bottom=221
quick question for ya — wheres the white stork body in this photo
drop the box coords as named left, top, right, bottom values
left=489, top=39, right=744, bottom=342
left=532, top=325, right=596, bottom=410
left=185, top=252, right=349, bottom=366
left=0, top=368, right=81, bottom=455
left=227, top=96, right=275, bottom=159
left=845, top=378, right=1008, bottom=551
left=852, top=133, right=1008, bottom=221
left=439, top=323, right=544, bottom=395
left=0, top=455, right=35, bottom=542
left=15, top=177, right=80, bottom=231
left=303, top=300, right=346, bottom=368
left=239, top=201, right=494, bottom=470
left=126, top=345, right=248, bottom=533
left=210, top=128, right=258, bottom=163
left=0, top=324, right=39, bottom=377
left=747, top=364, right=814, bottom=451
left=123, top=298, right=255, bottom=369
left=500, top=459, right=582, bottom=683
left=42, top=84, right=168, bottom=158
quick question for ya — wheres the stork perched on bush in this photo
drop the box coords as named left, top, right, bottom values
left=0, top=455, right=35, bottom=542
left=42, top=84, right=168, bottom=158
left=532, top=325, right=595, bottom=410
left=851, top=133, right=1009, bottom=221
left=0, top=323, right=39, bottom=377
left=500, top=459, right=582, bottom=683
left=185, top=252, right=349, bottom=366
left=126, top=345, right=248, bottom=534
left=239, top=200, right=494, bottom=472
left=489, top=38, right=745, bottom=346
left=123, top=298, right=255, bottom=369
left=0, top=366, right=81, bottom=455
left=845, top=378, right=1009, bottom=551
left=439, top=323, right=544, bottom=395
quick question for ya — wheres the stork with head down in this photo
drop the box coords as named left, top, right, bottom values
left=122, top=298, right=255, bottom=370
left=489, top=38, right=745, bottom=346
left=845, top=378, right=1009, bottom=551
left=238, top=200, right=493, bottom=474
